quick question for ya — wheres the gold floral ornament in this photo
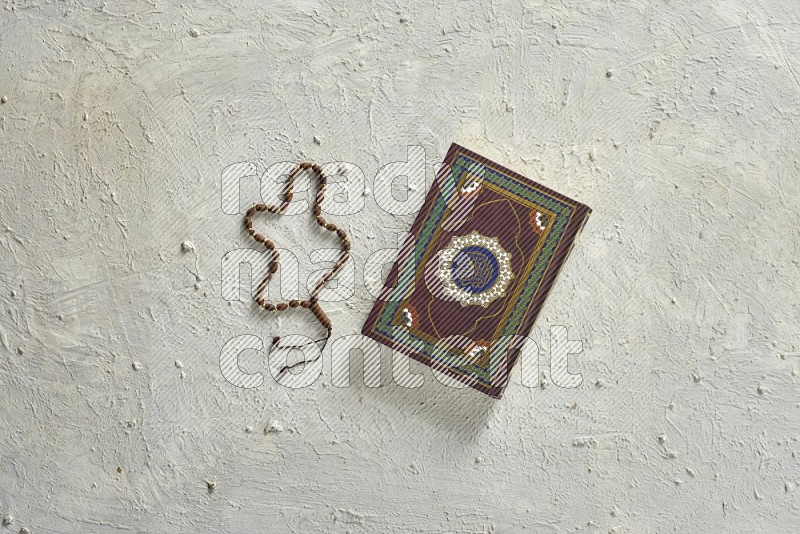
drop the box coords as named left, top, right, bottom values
left=529, top=209, right=549, bottom=235
left=465, top=339, right=491, bottom=363
left=399, top=304, right=418, bottom=328
left=437, top=231, right=513, bottom=307
left=458, top=176, right=482, bottom=198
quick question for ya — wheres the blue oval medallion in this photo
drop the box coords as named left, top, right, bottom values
left=451, top=245, right=500, bottom=293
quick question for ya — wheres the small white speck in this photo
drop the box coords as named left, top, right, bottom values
left=16, top=347, right=23, bottom=355
left=657, top=434, right=666, bottom=443
left=206, top=479, right=216, bottom=490
left=313, top=135, right=321, bottom=145
left=83, top=112, right=89, bottom=121
left=0, top=95, right=7, bottom=104
left=189, top=28, right=200, bottom=38
left=757, top=384, right=765, bottom=395
left=2, top=515, right=12, bottom=525
left=132, top=362, right=142, bottom=371
left=181, top=240, right=195, bottom=253
left=175, top=360, right=183, bottom=369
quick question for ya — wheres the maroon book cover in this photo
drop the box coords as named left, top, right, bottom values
left=362, top=144, right=591, bottom=398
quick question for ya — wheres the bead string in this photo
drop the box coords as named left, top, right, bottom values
left=244, top=162, right=350, bottom=377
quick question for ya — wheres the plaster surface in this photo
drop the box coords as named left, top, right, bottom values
left=1, top=1, right=799, bottom=532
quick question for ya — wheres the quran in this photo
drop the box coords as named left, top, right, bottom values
left=361, top=144, right=592, bottom=398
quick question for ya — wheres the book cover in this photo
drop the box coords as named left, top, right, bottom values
left=361, top=143, right=592, bottom=398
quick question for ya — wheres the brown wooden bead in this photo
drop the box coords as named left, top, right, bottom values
left=336, top=229, right=347, bottom=239
left=263, top=240, right=275, bottom=249
left=300, top=300, right=311, bottom=308
left=325, top=223, right=337, bottom=232
left=310, top=303, right=332, bottom=329
left=265, top=303, right=275, bottom=311
left=269, top=263, right=279, bottom=274
left=343, top=240, right=351, bottom=251
left=276, top=303, right=288, bottom=311
left=289, top=300, right=300, bottom=308
left=284, top=192, right=293, bottom=202
left=315, top=216, right=325, bottom=225
left=313, top=206, right=321, bottom=216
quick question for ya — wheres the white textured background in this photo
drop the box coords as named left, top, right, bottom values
left=1, top=1, right=799, bottom=532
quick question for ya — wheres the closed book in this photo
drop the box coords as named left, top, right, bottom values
left=362, top=143, right=591, bottom=398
